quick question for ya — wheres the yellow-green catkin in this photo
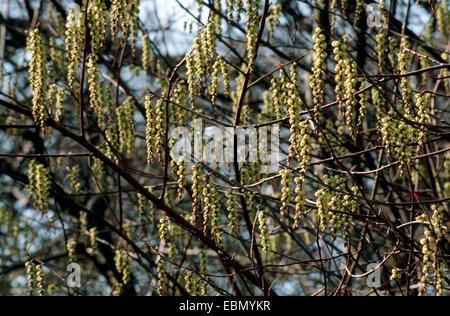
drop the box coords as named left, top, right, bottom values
left=87, top=56, right=105, bottom=126
left=25, top=260, right=36, bottom=296
left=315, top=175, right=359, bottom=241
left=270, top=77, right=284, bottom=121
left=226, top=192, right=239, bottom=235
left=36, top=264, right=46, bottom=296
left=357, top=80, right=368, bottom=132
left=267, top=4, right=281, bottom=39
left=185, top=271, right=200, bottom=296
left=129, top=0, right=140, bottom=56
left=186, top=53, right=198, bottom=106
left=176, top=158, right=186, bottom=199
left=390, top=268, right=402, bottom=281
left=142, top=32, right=152, bottom=74
left=159, top=215, right=170, bottom=246
left=332, top=36, right=359, bottom=139
left=28, top=160, right=51, bottom=213
left=90, top=227, right=98, bottom=250
left=280, top=168, right=292, bottom=217
left=245, top=0, right=260, bottom=66
left=171, top=81, right=188, bottom=126
left=199, top=250, right=210, bottom=295
left=67, top=239, right=77, bottom=263
left=415, top=92, right=430, bottom=152
left=375, top=31, right=388, bottom=72
left=437, top=0, right=449, bottom=38
left=105, top=122, right=119, bottom=160
left=221, top=58, right=231, bottom=97
left=115, top=249, right=131, bottom=286
left=55, top=87, right=65, bottom=121
left=27, top=29, right=47, bottom=129
left=191, top=163, right=203, bottom=223
left=145, top=95, right=156, bottom=165
left=156, top=259, right=166, bottom=296
left=258, top=211, right=270, bottom=253
left=310, top=27, right=327, bottom=123
left=417, top=205, right=447, bottom=296
left=111, top=0, right=126, bottom=37
left=399, top=38, right=412, bottom=113
left=202, top=177, right=224, bottom=248
left=153, top=98, right=167, bottom=162
left=137, top=193, right=147, bottom=219
left=65, top=7, right=84, bottom=90
left=70, top=165, right=82, bottom=194
left=286, top=64, right=310, bottom=167
left=116, top=97, right=136, bottom=159
left=209, top=59, right=222, bottom=105
left=92, top=156, right=106, bottom=182
left=293, top=175, right=307, bottom=228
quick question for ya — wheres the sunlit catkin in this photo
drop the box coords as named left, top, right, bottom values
left=36, top=264, right=46, bottom=296
left=280, top=168, right=292, bottom=217
left=27, top=29, right=47, bottom=129
left=145, top=95, right=156, bottom=165
left=192, top=163, right=203, bottom=223
left=399, top=38, right=412, bottom=113
left=55, top=87, right=65, bottom=122
left=245, top=0, right=260, bottom=66
left=87, top=56, right=105, bottom=126
left=258, top=211, right=270, bottom=253
left=65, top=7, right=84, bottom=90
left=156, top=259, right=166, bottom=296
left=28, top=160, right=51, bottom=213
left=87, top=0, right=108, bottom=55
left=310, top=27, right=327, bottom=123
left=25, top=261, right=37, bottom=296
left=226, top=192, right=239, bottom=235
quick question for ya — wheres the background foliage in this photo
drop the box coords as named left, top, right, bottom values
left=0, top=0, right=449, bottom=296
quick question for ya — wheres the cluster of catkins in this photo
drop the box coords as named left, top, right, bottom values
left=332, top=36, right=360, bottom=140
left=28, top=160, right=51, bottom=213
left=276, top=64, right=312, bottom=226
left=145, top=95, right=166, bottom=164
left=26, top=261, right=46, bottom=296
left=417, top=205, right=447, bottom=296
left=114, top=249, right=132, bottom=288
left=226, top=0, right=245, bottom=22
left=137, top=190, right=156, bottom=220
left=184, top=271, right=204, bottom=296
left=111, top=0, right=140, bottom=52
left=315, top=175, right=360, bottom=241
left=186, top=20, right=229, bottom=107
left=202, top=177, right=224, bottom=249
